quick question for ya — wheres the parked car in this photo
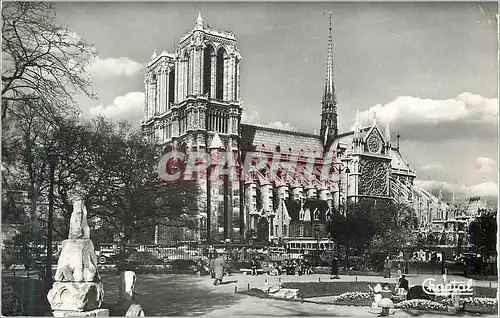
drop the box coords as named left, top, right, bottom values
left=96, top=243, right=119, bottom=264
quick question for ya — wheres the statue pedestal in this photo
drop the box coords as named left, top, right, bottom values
left=48, top=282, right=104, bottom=312
left=47, top=200, right=105, bottom=317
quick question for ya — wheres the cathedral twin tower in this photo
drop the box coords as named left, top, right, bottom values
left=142, top=13, right=243, bottom=153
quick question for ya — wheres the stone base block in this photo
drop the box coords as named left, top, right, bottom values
left=48, top=282, right=104, bottom=311
left=53, top=308, right=109, bottom=317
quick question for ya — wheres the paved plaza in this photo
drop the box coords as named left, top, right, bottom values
left=2, top=270, right=497, bottom=316
left=127, top=273, right=498, bottom=317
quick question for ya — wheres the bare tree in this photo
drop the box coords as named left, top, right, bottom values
left=2, top=2, right=96, bottom=225
left=2, top=2, right=95, bottom=122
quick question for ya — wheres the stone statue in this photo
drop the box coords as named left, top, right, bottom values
left=69, top=200, right=90, bottom=239
left=48, top=200, right=107, bottom=317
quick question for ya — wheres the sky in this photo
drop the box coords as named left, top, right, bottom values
left=53, top=2, right=499, bottom=204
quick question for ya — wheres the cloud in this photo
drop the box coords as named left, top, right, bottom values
left=242, top=110, right=295, bottom=131
left=415, top=179, right=498, bottom=199
left=356, top=93, right=498, bottom=142
left=420, top=164, right=443, bottom=172
left=86, top=56, right=144, bottom=78
left=266, top=121, right=296, bottom=131
left=89, top=92, right=144, bottom=123
left=475, top=157, right=496, bottom=173
left=241, top=110, right=261, bottom=125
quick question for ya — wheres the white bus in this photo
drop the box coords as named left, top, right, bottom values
left=285, top=240, right=335, bottom=259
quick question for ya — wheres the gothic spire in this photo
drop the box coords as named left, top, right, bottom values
left=354, top=109, right=361, bottom=135
left=322, top=12, right=337, bottom=107
left=195, top=12, right=204, bottom=29
left=320, top=12, right=338, bottom=147
left=385, top=120, right=391, bottom=144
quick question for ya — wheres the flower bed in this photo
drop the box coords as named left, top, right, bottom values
left=460, top=297, right=498, bottom=314
left=282, top=281, right=380, bottom=298
left=394, top=299, right=449, bottom=312
left=331, top=292, right=372, bottom=306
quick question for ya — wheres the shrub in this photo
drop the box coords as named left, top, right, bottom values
left=406, top=285, right=434, bottom=301
left=2, top=251, right=18, bottom=270
left=1, top=282, right=26, bottom=316
left=167, top=259, right=196, bottom=270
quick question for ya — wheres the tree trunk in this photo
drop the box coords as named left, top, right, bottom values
left=345, top=244, right=350, bottom=271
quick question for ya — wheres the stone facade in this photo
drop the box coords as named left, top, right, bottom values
left=142, top=13, right=242, bottom=243
left=142, top=13, right=446, bottom=244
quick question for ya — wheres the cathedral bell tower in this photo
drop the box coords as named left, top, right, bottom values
left=320, top=12, right=338, bottom=150
left=141, top=13, right=243, bottom=243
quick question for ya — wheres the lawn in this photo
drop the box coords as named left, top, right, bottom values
left=282, top=281, right=498, bottom=299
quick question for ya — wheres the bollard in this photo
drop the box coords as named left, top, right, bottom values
left=248, top=283, right=250, bottom=290
left=489, top=282, right=492, bottom=288
left=235, top=286, right=238, bottom=294
left=319, top=277, right=321, bottom=283
left=279, top=277, right=281, bottom=283
left=356, top=276, right=358, bottom=282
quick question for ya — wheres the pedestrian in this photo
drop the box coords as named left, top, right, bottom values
left=251, top=258, right=258, bottom=276
left=330, top=255, right=339, bottom=279
left=209, top=257, right=215, bottom=279
left=381, top=282, right=392, bottom=299
left=213, top=253, right=226, bottom=286
left=369, top=283, right=383, bottom=308
left=398, top=274, right=409, bottom=291
left=383, top=256, right=392, bottom=278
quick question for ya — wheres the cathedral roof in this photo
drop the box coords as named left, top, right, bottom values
left=412, top=186, right=440, bottom=204
left=464, top=196, right=489, bottom=217
left=390, top=148, right=417, bottom=176
left=209, top=133, right=224, bottom=150
left=240, top=124, right=324, bottom=156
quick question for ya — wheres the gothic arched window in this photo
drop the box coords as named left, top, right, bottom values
left=184, top=51, right=190, bottom=98
left=168, top=68, right=175, bottom=109
left=216, top=47, right=226, bottom=100
left=234, top=58, right=239, bottom=99
left=204, top=45, right=214, bottom=96
left=299, top=209, right=305, bottom=221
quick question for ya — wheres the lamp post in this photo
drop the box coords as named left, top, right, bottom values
left=333, top=162, right=350, bottom=215
left=45, top=151, right=58, bottom=291
left=315, top=226, right=320, bottom=254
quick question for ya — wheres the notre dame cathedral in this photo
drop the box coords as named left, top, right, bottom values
left=141, top=13, right=444, bottom=244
